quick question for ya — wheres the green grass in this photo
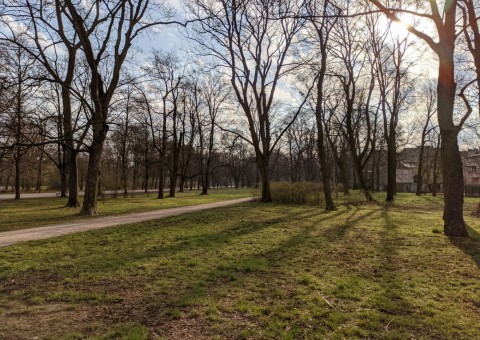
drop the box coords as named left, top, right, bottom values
left=0, top=188, right=253, bottom=232
left=0, top=193, right=479, bottom=338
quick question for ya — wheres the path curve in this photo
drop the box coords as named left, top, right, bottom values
left=0, top=197, right=253, bottom=247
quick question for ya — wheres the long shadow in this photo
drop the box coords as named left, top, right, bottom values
left=108, top=207, right=350, bottom=329
left=450, top=224, right=480, bottom=269
left=418, top=195, right=444, bottom=207
left=321, top=207, right=382, bottom=242
left=1, top=203, right=397, bottom=337
left=3, top=204, right=347, bottom=281
left=374, top=208, right=415, bottom=319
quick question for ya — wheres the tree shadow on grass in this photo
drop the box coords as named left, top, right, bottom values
left=321, top=206, right=382, bottom=242
left=117, top=207, right=352, bottom=334
left=418, top=195, right=444, bottom=207
left=376, top=209, right=414, bottom=317
left=450, top=224, right=480, bottom=269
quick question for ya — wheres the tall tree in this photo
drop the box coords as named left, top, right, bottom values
left=307, top=0, right=339, bottom=210
left=416, top=82, right=437, bottom=196
left=199, top=76, right=229, bottom=195
left=188, top=0, right=311, bottom=202
left=62, top=0, right=169, bottom=215
left=0, top=42, right=37, bottom=200
left=370, top=0, right=471, bottom=236
left=0, top=0, right=85, bottom=207
left=368, top=13, right=416, bottom=202
left=330, top=6, right=379, bottom=201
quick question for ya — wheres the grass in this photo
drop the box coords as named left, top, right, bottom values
left=0, top=193, right=479, bottom=338
left=0, top=188, right=253, bottom=232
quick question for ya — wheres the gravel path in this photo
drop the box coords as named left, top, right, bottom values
left=0, top=197, right=253, bottom=247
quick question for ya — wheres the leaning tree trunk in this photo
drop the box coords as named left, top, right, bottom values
left=350, top=151, right=374, bottom=202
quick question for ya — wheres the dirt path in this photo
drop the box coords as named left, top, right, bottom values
left=0, top=197, right=253, bottom=247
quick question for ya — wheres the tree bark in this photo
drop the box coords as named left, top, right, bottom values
left=316, top=120, right=335, bottom=210
left=386, top=138, right=396, bottom=201
left=79, top=123, right=109, bottom=216
left=257, top=156, right=272, bottom=202
left=437, top=48, right=468, bottom=236
left=416, top=142, right=426, bottom=196
left=14, top=152, right=20, bottom=200
left=65, top=149, right=80, bottom=207
left=441, top=129, right=467, bottom=236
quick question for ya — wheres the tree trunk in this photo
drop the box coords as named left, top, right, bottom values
left=317, top=129, right=335, bottom=210
left=437, top=46, right=468, bottom=236
left=79, top=124, right=109, bottom=216
left=257, top=156, right=272, bottom=202
left=416, top=143, right=425, bottom=197
left=157, top=163, right=164, bottom=199
left=14, top=152, right=20, bottom=200
left=65, top=150, right=80, bottom=207
left=158, top=111, right=167, bottom=199
left=59, top=164, right=67, bottom=197
left=169, top=170, right=177, bottom=197
left=201, top=169, right=209, bottom=195
left=62, top=81, right=81, bottom=207
left=386, top=138, right=396, bottom=201
left=341, top=163, right=350, bottom=195
left=36, top=150, right=43, bottom=192
left=432, top=145, right=439, bottom=196
left=441, top=129, right=468, bottom=236
left=351, top=151, right=374, bottom=201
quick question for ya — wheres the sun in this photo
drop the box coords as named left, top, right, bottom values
left=390, top=20, right=410, bottom=41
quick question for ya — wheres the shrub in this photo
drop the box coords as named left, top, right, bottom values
left=270, top=181, right=324, bottom=205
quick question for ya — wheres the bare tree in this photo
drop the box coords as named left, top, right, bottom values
left=0, top=0, right=87, bottom=207
left=370, top=0, right=471, bottom=236
left=416, top=82, right=437, bottom=196
left=307, top=0, right=340, bottom=210
left=330, top=8, right=379, bottom=201
left=368, top=13, right=416, bottom=202
left=187, top=0, right=311, bottom=202
left=0, top=42, right=37, bottom=199
left=199, top=75, right=229, bottom=195
left=61, top=0, right=170, bottom=215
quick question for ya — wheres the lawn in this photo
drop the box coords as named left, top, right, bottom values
left=0, top=193, right=479, bottom=339
left=0, top=188, right=253, bottom=232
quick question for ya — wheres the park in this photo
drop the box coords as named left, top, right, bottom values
left=1, top=0, right=480, bottom=338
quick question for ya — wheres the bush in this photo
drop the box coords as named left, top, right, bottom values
left=270, top=181, right=324, bottom=205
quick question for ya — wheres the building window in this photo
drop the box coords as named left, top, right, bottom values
left=469, top=166, right=477, bottom=172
